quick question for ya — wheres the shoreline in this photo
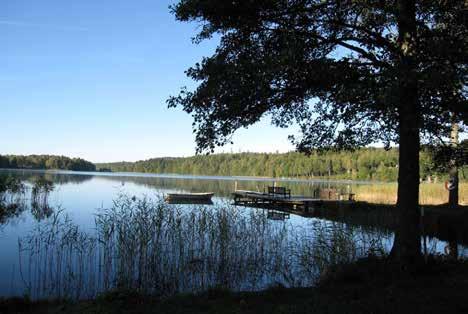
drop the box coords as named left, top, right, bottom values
left=1, top=168, right=466, bottom=205
left=2, top=168, right=467, bottom=185
left=0, top=168, right=402, bottom=184
left=2, top=257, right=467, bottom=314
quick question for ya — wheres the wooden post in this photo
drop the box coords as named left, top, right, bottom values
left=235, top=180, right=238, bottom=192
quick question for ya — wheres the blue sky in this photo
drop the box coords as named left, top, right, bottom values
left=1, top=0, right=295, bottom=162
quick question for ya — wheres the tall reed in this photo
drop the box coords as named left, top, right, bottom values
left=0, top=176, right=28, bottom=227
left=354, top=182, right=468, bottom=205
left=18, top=194, right=390, bottom=300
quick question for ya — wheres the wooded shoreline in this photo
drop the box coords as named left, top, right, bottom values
left=96, top=149, right=467, bottom=182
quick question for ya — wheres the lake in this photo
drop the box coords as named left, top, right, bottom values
left=0, top=169, right=464, bottom=299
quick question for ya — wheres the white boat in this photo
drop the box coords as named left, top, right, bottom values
left=165, top=192, right=214, bottom=202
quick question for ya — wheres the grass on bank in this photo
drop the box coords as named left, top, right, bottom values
left=2, top=256, right=468, bottom=314
left=354, top=182, right=468, bottom=205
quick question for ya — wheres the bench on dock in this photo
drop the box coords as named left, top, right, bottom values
left=268, top=186, right=291, bottom=199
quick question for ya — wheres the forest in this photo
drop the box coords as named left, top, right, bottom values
left=1, top=146, right=465, bottom=182
left=96, top=146, right=467, bottom=182
left=0, top=155, right=96, bottom=172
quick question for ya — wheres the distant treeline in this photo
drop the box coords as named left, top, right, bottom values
left=0, top=155, right=96, bottom=172
left=96, top=148, right=467, bottom=182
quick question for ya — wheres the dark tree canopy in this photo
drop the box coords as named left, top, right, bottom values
left=428, top=139, right=468, bottom=173
left=169, top=0, right=467, bottom=264
left=168, top=0, right=467, bottom=153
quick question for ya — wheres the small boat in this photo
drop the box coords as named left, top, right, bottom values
left=165, top=192, right=214, bottom=202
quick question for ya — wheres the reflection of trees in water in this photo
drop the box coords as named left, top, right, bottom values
left=30, top=203, right=54, bottom=221
left=0, top=175, right=56, bottom=225
left=0, top=202, right=28, bottom=226
left=309, top=204, right=396, bottom=235
left=96, top=176, right=400, bottom=240
left=38, top=173, right=93, bottom=185
left=0, top=176, right=28, bottom=226
left=30, top=178, right=55, bottom=221
left=3, top=172, right=464, bottom=248
left=0, top=170, right=93, bottom=186
left=0, top=169, right=362, bottom=197
left=18, top=194, right=390, bottom=300
left=95, top=175, right=359, bottom=198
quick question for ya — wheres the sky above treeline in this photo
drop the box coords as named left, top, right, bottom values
left=1, top=0, right=296, bottom=163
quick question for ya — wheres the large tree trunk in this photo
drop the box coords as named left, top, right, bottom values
left=449, top=122, right=459, bottom=208
left=448, top=122, right=459, bottom=259
left=391, top=0, right=422, bottom=266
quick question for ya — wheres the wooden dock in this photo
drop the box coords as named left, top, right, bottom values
left=233, top=190, right=355, bottom=213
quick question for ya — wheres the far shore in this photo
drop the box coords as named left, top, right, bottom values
left=0, top=167, right=416, bottom=183
left=0, top=167, right=384, bottom=184
left=1, top=168, right=466, bottom=205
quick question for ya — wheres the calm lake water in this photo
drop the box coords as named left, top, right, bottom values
left=0, top=169, right=464, bottom=299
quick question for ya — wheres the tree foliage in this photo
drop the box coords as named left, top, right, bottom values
left=97, top=148, right=467, bottom=182
left=0, top=155, right=96, bottom=172
left=427, top=139, right=468, bottom=172
left=168, top=0, right=467, bottom=263
left=168, top=0, right=467, bottom=153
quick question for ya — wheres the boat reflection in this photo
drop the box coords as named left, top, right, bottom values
left=267, top=209, right=290, bottom=221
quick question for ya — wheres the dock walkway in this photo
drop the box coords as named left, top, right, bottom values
left=233, top=190, right=354, bottom=213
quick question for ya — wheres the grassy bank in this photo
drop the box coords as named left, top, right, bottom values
left=2, top=257, right=468, bottom=314
left=354, top=182, right=468, bottom=205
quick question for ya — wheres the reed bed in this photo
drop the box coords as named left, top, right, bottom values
left=18, top=209, right=97, bottom=300
left=354, top=183, right=468, bottom=205
left=17, top=194, right=389, bottom=300
left=0, top=177, right=57, bottom=230
left=30, top=178, right=55, bottom=220
left=0, top=176, right=26, bottom=206
left=0, top=176, right=28, bottom=227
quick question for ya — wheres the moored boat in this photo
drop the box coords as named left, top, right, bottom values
left=165, top=192, right=214, bottom=202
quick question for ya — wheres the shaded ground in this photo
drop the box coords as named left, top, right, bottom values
left=2, top=257, right=468, bottom=314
